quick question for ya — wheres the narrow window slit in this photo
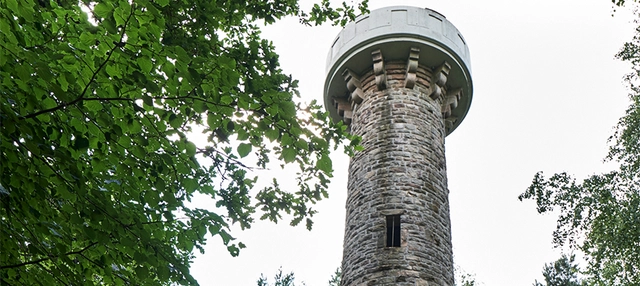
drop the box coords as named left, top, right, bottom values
left=386, top=215, right=401, bottom=247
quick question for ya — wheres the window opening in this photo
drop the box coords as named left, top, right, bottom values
left=386, top=215, right=401, bottom=247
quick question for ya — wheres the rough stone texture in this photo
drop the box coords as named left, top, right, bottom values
left=340, top=61, right=454, bottom=286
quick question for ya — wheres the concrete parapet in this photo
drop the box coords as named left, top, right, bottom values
left=324, top=6, right=472, bottom=135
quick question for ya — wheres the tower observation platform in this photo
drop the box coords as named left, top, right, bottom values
left=323, top=6, right=473, bottom=286
left=324, top=6, right=472, bottom=134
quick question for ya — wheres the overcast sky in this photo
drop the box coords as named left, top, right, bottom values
left=188, top=0, right=635, bottom=285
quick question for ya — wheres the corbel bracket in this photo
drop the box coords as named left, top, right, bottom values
left=429, top=61, right=451, bottom=100
left=372, top=50, right=387, bottom=90
left=444, top=116, right=458, bottom=132
left=405, top=47, right=420, bottom=89
left=333, top=97, right=353, bottom=125
left=342, top=69, right=364, bottom=104
left=442, top=88, right=463, bottom=118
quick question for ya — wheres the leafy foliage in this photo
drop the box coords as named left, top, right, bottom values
left=328, top=267, right=341, bottom=286
left=519, top=79, right=640, bottom=286
left=455, top=265, right=479, bottom=286
left=458, top=273, right=478, bottom=286
left=519, top=4, right=640, bottom=285
left=257, top=268, right=301, bottom=286
left=613, top=0, right=627, bottom=7
left=0, top=0, right=367, bottom=284
left=258, top=266, right=478, bottom=286
left=533, top=255, right=584, bottom=286
left=256, top=267, right=339, bottom=286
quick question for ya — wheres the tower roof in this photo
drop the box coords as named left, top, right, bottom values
left=324, top=6, right=473, bottom=135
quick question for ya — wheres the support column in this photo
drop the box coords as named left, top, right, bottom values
left=340, top=57, right=454, bottom=286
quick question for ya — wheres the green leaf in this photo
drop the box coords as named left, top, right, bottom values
left=237, top=143, right=252, bottom=158
left=169, top=112, right=181, bottom=128
left=236, top=127, right=249, bottom=141
left=84, top=101, right=103, bottom=112
left=135, top=266, right=149, bottom=279
left=185, top=141, right=196, bottom=157
left=113, top=6, right=127, bottom=26
left=155, top=0, right=169, bottom=7
left=193, top=100, right=207, bottom=113
left=157, top=266, right=170, bottom=280
left=316, top=154, right=332, bottom=173
left=227, top=244, right=240, bottom=256
left=106, top=64, right=119, bottom=78
left=117, top=136, right=131, bottom=148
left=142, top=95, right=153, bottom=107
left=73, top=136, right=90, bottom=150
left=42, top=97, right=57, bottom=109
left=281, top=133, right=292, bottom=146
left=94, top=3, right=112, bottom=18
left=58, top=75, right=69, bottom=91
left=265, top=129, right=279, bottom=141
left=207, top=113, right=220, bottom=129
left=183, top=178, right=198, bottom=193
left=138, top=57, right=153, bottom=74
left=282, top=147, right=296, bottom=163
left=220, top=95, right=233, bottom=105
left=172, top=46, right=190, bottom=63
left=0, top=49, right=7, bottom=66
left=6, top=0, right=18, bottom=13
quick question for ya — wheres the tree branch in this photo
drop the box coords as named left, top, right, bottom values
left=0, top=242, right=98, bottom=269
left=20, top=4, right=136, bottom=120
left=19, top=45, right=119, bottom=120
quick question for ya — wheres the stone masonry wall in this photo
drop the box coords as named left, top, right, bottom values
left=340, top=60, right=454, bottom=286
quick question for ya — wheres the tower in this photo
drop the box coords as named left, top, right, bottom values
left=323, top=7, right=473, bottom=286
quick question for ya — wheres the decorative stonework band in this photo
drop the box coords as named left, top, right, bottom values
left=331, top=48, right=465, bottom=133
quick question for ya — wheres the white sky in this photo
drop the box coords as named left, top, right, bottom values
left=189, top=0, right=635, bottom=285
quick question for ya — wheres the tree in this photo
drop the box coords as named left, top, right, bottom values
left=533, top=255, right=584, bottom=286
left=328, top=267, right=341, bottom=286
left=458, top=273, right=478, bottom=286
left=0, top=0, right=367, bottom=284
left=257, top=268, right=300, bottom=286
left=519, top=1, right=640, bottom=285
left=256, top=267, right=337, bottom=286
left=455, top=265, right=479, bottom=286
left=258, top=266, right=478, bottom=286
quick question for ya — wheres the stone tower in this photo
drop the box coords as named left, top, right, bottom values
left=323, top=7, right=473, bottom=286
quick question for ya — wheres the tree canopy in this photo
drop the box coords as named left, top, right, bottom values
left=257, top=268, right=300, bottom=286
left=533, top=255, right=584, bottom=286
left=256, top=267, right=339, bottom=286
left=0, top=0, right=367, bottom=284
left=257, top=266, right=479, bottom=286
left=519, top=1, right=640, bottom=285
